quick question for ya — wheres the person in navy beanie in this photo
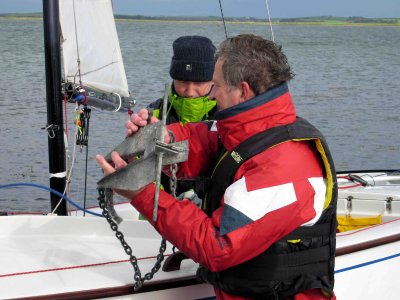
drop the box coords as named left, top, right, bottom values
left=146, top=35, right=218, bottom=206
left=169, top=35, right=216, bottom=83
left=148, top=35, right=217, bottom=124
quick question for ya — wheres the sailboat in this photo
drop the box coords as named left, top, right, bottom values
left=1, top=0, right=400, bottom=299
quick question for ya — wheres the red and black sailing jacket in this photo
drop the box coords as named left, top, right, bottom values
left=131, top=82, right=337, bottom=300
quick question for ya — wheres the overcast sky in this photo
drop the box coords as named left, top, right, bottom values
left=1, top=0, right=399, bottom=18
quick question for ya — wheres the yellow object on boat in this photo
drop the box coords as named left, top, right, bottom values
left=337, top=214, right=382, bottom=232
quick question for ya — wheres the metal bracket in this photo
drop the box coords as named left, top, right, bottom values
left=41, top=124, right=60, bottom=138
left=346, top=196, right=353, bottom=215
left=386, top=197, right=393, bottom=212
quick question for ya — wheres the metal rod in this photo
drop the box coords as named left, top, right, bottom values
left=152, top=83, right=169, bottom=222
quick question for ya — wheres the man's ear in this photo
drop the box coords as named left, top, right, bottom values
left=239, top=81, right=255, bottom=102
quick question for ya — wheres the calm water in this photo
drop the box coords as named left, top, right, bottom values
left=0, top=19, right=399, bottom=212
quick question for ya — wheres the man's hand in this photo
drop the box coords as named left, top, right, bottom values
left=125, top=108, right=172, bottom=143
left=97, top=151, right=126, bottom=176
left=96, top=151, right=145, bottom=199
left=96, top=108, right=174, bottom=199
left=125, top=108, right=159, bottom=136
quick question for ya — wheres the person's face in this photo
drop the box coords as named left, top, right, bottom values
left=209, top=59, right=242, bottom=110
left=173, top=80, right=213, bottom=98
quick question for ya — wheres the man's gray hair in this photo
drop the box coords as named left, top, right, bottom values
left=215, top=34, right=294, bottom=95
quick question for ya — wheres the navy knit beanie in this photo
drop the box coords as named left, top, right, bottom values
left=169, top=35, right=216, bottom=82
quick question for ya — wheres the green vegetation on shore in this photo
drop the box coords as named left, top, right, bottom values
left=1, top=13, right=399, bottom=26
left=0, top=13, right=42, bottom=20
left=275, top=16, right=399, bottom=26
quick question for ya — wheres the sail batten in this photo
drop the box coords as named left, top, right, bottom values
left=60, top=0, right=129, bottom=98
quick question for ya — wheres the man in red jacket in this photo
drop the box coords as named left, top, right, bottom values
left=97, top=34, right=337, bottom=300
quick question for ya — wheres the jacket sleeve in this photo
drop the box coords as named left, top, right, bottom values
left=131, top=141, right=326, bottom=272
left=166, top=122, right=219, bottom=179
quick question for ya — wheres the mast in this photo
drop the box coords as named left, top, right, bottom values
left=43, top=0, right=67, bottom=215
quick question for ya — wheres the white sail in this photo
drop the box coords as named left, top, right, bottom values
left=59, top=0, right=129, bottom=97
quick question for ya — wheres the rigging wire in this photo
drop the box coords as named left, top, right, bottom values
left=264, top=0, right=275, bottom=42
left=218, top=0, right=228, bottom=38
left=63, top=0, right=91, bottom=215
left=217, top=0, right=274, bottom=41
left=72, top=0, right=82, bottom=81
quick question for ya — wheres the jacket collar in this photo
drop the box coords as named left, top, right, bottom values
left=215, top=82, right=297, bottom=151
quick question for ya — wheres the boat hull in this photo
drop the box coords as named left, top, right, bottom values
left=2, top=171, right=400, bottom=299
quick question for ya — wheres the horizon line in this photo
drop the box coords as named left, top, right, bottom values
left=0, top=12, right=399, bottom=20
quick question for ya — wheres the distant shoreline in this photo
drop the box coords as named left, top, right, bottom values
left=0, top=14, right=399, bottom=27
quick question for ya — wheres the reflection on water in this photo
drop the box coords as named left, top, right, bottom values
left=0, top=19, right=399, bottom=211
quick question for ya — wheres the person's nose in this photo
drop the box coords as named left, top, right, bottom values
left=183, top=83, right=197, bottom=98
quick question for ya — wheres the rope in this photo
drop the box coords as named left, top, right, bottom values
left=50, top=107, right=80, bottom=215
left=0, top=182, right=102, bottom=217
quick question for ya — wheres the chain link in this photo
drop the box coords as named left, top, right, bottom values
left=98, top=188, right=167, bottom=291
left=168, top=132, right=179, bottom=254
left=168, top=131, right=178, bottom=199
left=169, top=163, right=178, bottom=198
left=168, top=162, right=178, bottom=257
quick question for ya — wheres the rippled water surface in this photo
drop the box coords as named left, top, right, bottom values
left=0, top=19, right=399, bottom=211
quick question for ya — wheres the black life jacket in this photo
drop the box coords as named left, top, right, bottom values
left=198, top=117, right=337, bottom=299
